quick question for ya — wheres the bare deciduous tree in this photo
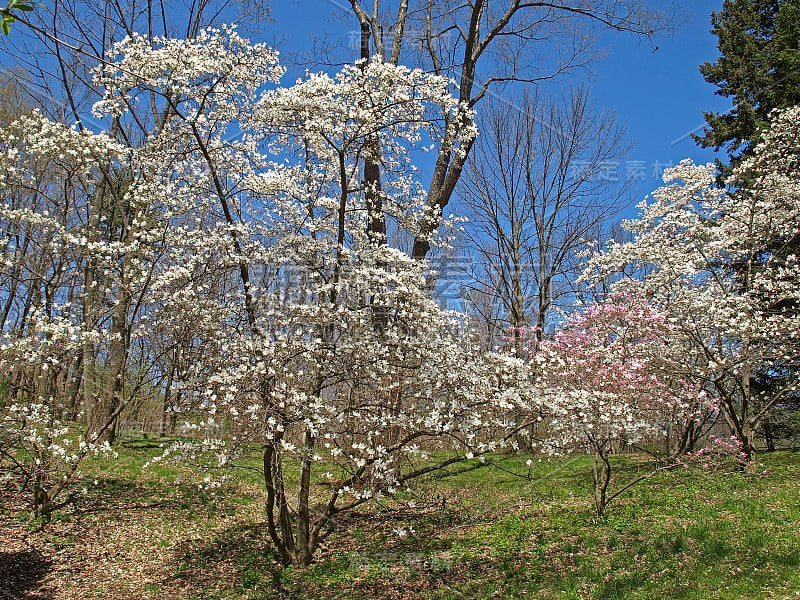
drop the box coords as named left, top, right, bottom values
left=457, top=88, right=628, bottom=350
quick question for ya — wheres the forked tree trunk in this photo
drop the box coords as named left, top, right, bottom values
left=263, top=424, right=342, bottom=567
left=592, top=444, right=612, bottom=517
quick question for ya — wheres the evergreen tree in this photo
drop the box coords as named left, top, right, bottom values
left=696, top=0, right=800, bottom=165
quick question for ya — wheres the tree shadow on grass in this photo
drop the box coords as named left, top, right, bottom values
left=0, top=549, right=51, bottom=600
left=65, top=480, right=161, bottom=515
left=164, top=505, right=469, bottom=600
left=168, top=522, right=284, bottom=598
left=267, top=504, right=474, bottom=600
left=69, top=477, right=213, bottom=518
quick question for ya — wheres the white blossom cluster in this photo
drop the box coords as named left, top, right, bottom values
left=92, top=25, right=284, bottom=119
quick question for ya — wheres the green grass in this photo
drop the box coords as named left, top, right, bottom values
left=3, top=437, right=800, bottom=600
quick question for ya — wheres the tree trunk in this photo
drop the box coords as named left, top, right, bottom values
left=294, top=427, right=316, bottom=567
left=159, top=347, right=179, bottom=437
left=98, top=292, right=131, bottom=445
left=592, top=444, right=612, bottom=517
left=763, top=420, right=775, bottom=452
left=360, top=22, right=386, bottom=245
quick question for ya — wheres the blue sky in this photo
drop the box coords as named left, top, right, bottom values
left=1, top=0, right=730, bottom=214
left=585, top=1, right=729, bottom=208
left=263, top=1, right=730, bottom=214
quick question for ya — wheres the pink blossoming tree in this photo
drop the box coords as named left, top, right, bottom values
left=531, top=293, right=713, bottom=515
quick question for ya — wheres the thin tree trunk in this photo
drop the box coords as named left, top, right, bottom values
left=593, top=444, right=611, bottom=516
left=159, top=347, right=179, bottom=437
left=295, top=427, right=316, bottom=566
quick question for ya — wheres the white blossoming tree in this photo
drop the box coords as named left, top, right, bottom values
left=581, top=107, right=800, bottom=461
left=87, top=28, right=534, bottom=567
left=0, top=112, right=132, bottom=518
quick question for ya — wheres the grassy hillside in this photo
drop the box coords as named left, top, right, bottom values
left=2, top=438, right=799, bottom=599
